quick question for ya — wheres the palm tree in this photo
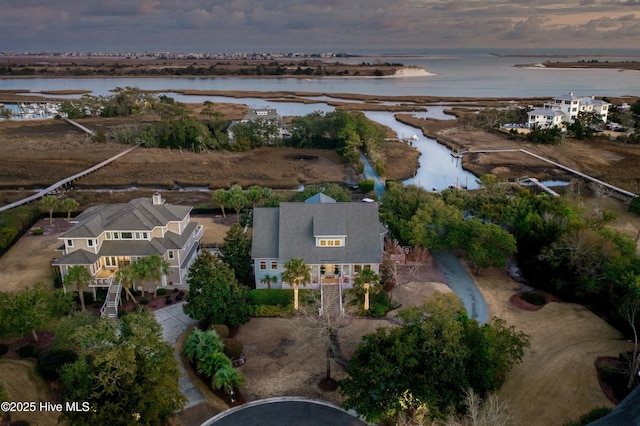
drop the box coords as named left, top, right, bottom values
left=282, top=258, right=311, bottom=310
left=183, top=329, right=224, bottom=366
left=115, top=265, right=138, bottom=304
left=134, top=254, right=169, bottom=297
left=353, top=269, right=381, bottom=311
left=63, top=265, right=92, bottom=311
left=40, top=195, right=59, bottom=224
left=227, top=184, right=247, bottom=222
left=212, top=363, right=244, bottom=398
left=212, top=189, right=228, bottom=218
left=60, top=197, right=79, bottom=222
left=260, top=273, right=277, bottom=289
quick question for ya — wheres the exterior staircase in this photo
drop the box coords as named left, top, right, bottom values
left=321, top=284, right=342, bottom=317
left=100, top=280, right=122, bottom=319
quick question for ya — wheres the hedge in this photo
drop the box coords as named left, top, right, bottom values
left=248, top=289, right=293, bottom=306
left=247, top=305, right=294, bottom=317
left=0, top=206, right=41, bottom=256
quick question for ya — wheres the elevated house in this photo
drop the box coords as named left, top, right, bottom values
left=251, top=193, right=387, bottom=314
left=526, top=92, right=610, bottom=129
left=227, top=107, right=289, bottom=144
left=53, top=193, right=203, bottom=315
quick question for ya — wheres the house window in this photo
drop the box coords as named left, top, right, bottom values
left=121, top=232, right=133, bottom=239
left=318, top=238, right=344, bottom=247
left=105, top=256, right=117, bottom=267
left=113, top=233, right=119, bottom=239
left=105, top=232, right=111, bottom=240
left=142, top=232, right=148, bottom=239
left=67, top=239, right=73, bottom=247
left=354, top=265, right=362, bottom=274
left=271, top=261, right=278, bottom=270
left=135, top=232, right=141, bottom=239
left=87, top=239, right=93, bottom=247
left=168, top=250, right=174, bottom=260
left=259, top=261, right=267, bottom=270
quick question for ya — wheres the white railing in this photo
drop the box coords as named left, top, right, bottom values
left=100, top=280, right=122, bottom=319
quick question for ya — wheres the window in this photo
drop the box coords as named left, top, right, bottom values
left=135, top=232, right=140, bottom=239
left=67, top=239, right=73, bottom=247
left=271, top=261, right=278, bottom=270
left=105, top=232, right=111, bottom=240
left=318, top=238, right=343, bottom=247
left=113, top=233, right=119, bottom=240
left=105, top=256, right=117, bottom=267
left=121, top=232, right=133, bottom=239
left=142, top=232, right=148, bottom=239
left=259, top=261, right=267, bottom=270
left=168, top=250, right=174, bottom=260
left=88, top=239, right=94, bottom=247
left=354, top=265, right=362, bottom=274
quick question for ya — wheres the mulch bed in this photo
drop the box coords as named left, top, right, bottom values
left=509, top=290, right=560, bottom=311
left=594, top=356, right=632, bottom=405
left=0, top=331, right=55, bottom=360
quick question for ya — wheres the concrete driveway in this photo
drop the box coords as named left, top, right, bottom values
left=154, top=302, right=204, bottom=408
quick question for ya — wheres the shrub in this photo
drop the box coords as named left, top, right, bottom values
left=32, top=227, right=44, bottom=235
left=18, top=344, right=37, bottom=358
left=211, top=324, right=230, bottom=338
left=247, top=304, right=294, bottom=317
left=520, top=290, right=546, bottom=306
left=132, top=290, right=143, bottom=297
left=165, top=299, right=172, bottom=305
left=248, top=289, right=293, bottom=306
left=358, top=179, right=375, bottom=193
left=157, top=288, right=167, bottom=296
left=561, top=406, right=612, bottom=426
left=36, top=349, right=78, bottom=380
left=0, top=343, right=8, bottom=356
left=175, top=293, right=183, bottom=301
left=223, top=338, right=244, bottom=359
left=139, top=297, right=149, bottom=305
left=369, top=303, right=388, bottom=317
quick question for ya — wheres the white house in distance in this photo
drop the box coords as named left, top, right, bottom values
left=527, top=92, right=610, bottom=129
left=227, top=107, right=289, bottom=144
left=53, top=193, right=203, bottom=299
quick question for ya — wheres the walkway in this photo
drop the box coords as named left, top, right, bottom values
left=153, top=302, right=204, bottom=409
left=0, top=144, right=139, bottom=213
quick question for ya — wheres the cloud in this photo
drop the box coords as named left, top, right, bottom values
left=1, top=0, right=640, bottom=51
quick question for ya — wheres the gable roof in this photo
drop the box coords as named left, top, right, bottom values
left=63, top=198, right=191, bottom=238
left=252, top=199, right=387, bottom=265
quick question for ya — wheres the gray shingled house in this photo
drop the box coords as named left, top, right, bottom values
left=251, top=194, right=387, bottom=303
left=53, top=193, right=203, bottom=302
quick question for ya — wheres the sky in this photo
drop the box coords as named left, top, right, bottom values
left=2, top=0, right=640, bottom=53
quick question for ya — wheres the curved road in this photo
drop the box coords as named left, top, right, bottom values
left=431, top=251, right=489, bottom=324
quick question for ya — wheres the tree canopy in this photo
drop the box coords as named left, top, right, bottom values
left=59, top=309, right=185, bottom=425
left=340, top=293, right=529, bottom=423
left=220, top=223, right=253, bottom=286
left=183, top=251, right=250, bottom=327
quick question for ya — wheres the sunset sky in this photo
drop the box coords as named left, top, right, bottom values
left=2, top=0, right=640, bottom=53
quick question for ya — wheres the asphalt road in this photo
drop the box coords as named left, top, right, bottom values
left=431, top=251, right=489, bottom=324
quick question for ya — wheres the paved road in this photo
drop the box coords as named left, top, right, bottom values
left=153, top=302, right=205, bottom=408
left=431, top=251, right=489, bottom=324
left=202, top=397, right=367, bottom=426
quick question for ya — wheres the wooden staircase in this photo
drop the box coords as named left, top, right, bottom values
left=321, top=284, right=342, bottom=317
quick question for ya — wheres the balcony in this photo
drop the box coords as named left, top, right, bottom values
left=91, top=269, right=115, bottom=287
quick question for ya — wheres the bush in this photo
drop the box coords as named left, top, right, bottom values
left=358, top=179, right=375, bottom=193
left=211, top=324, right=230, bottom=338
left=36, top=349, right=78, bottom=380
left=247, top=304, right=294, bottom=317
left=132, top=290, right=143, bottom=297
left=139, top=297, right=149, bottom=305
left=0, top=343, right=8, bottom=356
left=561, top=406, right=612, bottom=426
left=223, top=338, right=244, bottom=359
left=520, top=290, right=546, bottom=306
left=32, top=227, right=44, bottom=235
left=18, top=344, right=37, bottom=358
left=369, top=303, right=388, bottom=317
left=248, top=289, right=293, bottom=306
left=165, top=298, right=172, bottom=305
left=157, top=288, right=167, bottom=296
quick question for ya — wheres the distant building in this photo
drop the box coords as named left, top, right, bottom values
left=527, top=92, right=610, bottom=129
left=227, top=108, right=289, bottom=144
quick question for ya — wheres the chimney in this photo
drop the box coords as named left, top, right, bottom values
left=152, top=192, right=164, bottom=205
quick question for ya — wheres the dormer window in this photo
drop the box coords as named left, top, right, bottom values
left=316, top=237, right=344, bottom=247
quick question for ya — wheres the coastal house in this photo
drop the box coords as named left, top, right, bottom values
left=251, top=193, right=387, bottom=312
left=53, top=193, right=203, bottom=301
left=526, top=92, right=610, bottom=129
left=227, top=107, right=289, bottom=144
